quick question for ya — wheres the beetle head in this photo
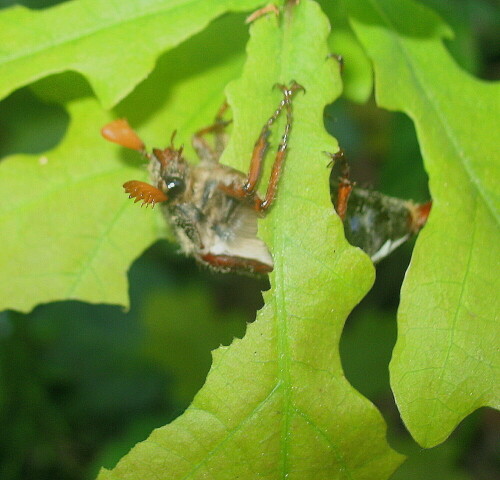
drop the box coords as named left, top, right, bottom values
left=152, top=131, right=189, bottom=201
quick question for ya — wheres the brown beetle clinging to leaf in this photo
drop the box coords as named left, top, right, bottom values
left=102, top=82, right=304, bottom=274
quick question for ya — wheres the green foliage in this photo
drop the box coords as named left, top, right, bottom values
left=319, top=0, right=373, bottom=103
left=346, top=0, right=500, bottom=447
left=0, top=98, right=157, bottom=310
left=0, top=0, right=498, bottom=479
left=98, top=2, right=403, bottom=478
left=0, top=0, right=265, bottom=108
left=0, top=11, right=249, bottom=311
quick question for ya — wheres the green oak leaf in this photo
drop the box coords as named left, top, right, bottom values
left=347, top=0, right=500, bottom=447
left=0, top=97, right=157, bottom=311
left=97, top=2, right=403, bottom=479
left=0, top=0, right=266, bottom=107
left=0, top=13, right=249, bottom=312
left=319, top=0, right=373, bottom=103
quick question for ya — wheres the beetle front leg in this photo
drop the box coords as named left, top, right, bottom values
left=216, top=105, right=278, bottom=201
left=192, top=101, right=231, bottom=161
left=123, top=180, right=167, bottom=207
left=241, top=82, right=304, bottom=200
left=219, top=82, right=303, bottom=209
left=254, top=82, right=304, bottom=212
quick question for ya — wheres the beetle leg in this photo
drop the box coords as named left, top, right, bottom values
left=216, top=96, right=286, bottom=201
left=242, top=82, right=304, bottom=202
left=218, top=82, right=303, bottom=210
left=254, top=82, right=304, bottom=212
left=217, top=183, right=265, bottom=215
left=200, top=253, right=273, bottom=274
left=192, top=101, right=231, bottom=161
left=239, top=125, right=270, bottom=197
left=216, top=104, right=284, bottom=203
left=330, top=149, right=354, bottom=222
left=245, top=4, right=279, bottom=24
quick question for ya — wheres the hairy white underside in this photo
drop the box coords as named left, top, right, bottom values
left=209, top=236, right=273, bottom=266
left=371, top=235, right=409, bottom=263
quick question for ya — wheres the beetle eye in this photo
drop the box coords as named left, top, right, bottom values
left=164, top=176, right=186, bottom=199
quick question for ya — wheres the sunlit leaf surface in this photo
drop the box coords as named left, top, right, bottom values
left=0, top=0, right=265, bottom=107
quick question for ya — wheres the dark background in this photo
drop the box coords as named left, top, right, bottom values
left=0, top=0, right=498, bottom=478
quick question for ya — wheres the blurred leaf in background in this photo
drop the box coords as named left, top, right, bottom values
left=141, top=285, right=248, bottom=406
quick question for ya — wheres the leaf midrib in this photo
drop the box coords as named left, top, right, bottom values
left=274, top=8, right=293, bottom=479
